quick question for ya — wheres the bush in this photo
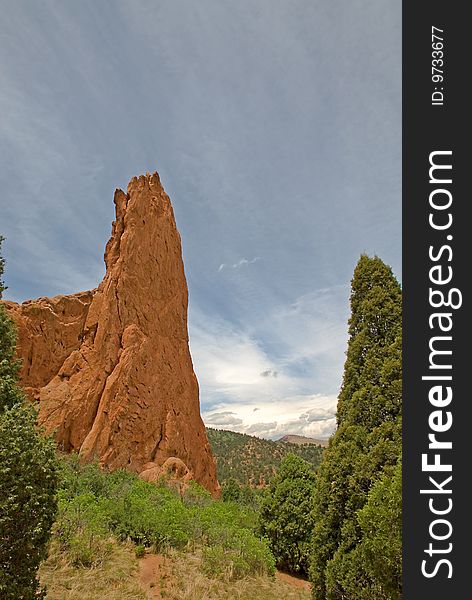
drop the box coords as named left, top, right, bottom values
left=221, top=477, right=241, bottom=502
left=259, top=454, right=316, bottom=576
left=101, top=480, right=192, bottom=551
left=57, top=453, right=135, bottom=501
left=54, top=454, right=276, bottom=581
left=68, top=529, right=113, bottom=568
left=201, top=530, right=275, bottom=581
left=180, top=480, right=212, bottom=508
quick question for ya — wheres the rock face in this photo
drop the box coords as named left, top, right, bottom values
left=3, top=173, right=219, bottom=496
left=2, top=291, right=94, bottom=399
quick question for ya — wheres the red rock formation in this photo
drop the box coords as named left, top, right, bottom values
left=2, top=291, right=93, bottom=399
left=139, top=457, right=193, bottom=484
left=3, top=173, right=219, bottom=496
left=139, top=457, right=195, bottom=497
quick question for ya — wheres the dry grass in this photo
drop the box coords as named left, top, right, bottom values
left=162, top=550, right=311, bottom=600
left=39, top=540, right=146, bottom=599
left=40, top=542, right=311, bottom=600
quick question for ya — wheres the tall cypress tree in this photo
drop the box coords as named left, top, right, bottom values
left=310, top=255, right=402, bottom=599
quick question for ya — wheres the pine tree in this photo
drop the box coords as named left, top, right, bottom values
left=310, top=255, right=402, bottom=599
left=222, top=477, right=242, bottom=503
left=0, top=237, right=59, bottom=598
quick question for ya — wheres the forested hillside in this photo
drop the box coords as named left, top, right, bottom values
left=206, top=428, right=324, bottom=487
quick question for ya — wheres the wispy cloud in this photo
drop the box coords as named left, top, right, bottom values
left=218, top=257, right=260, bottom=272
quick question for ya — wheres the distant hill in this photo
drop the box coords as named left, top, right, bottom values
left=278, top=434, right=329, bottom=448
left=206, top=427, right=325, bottom=487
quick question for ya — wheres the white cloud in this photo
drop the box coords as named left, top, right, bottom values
left=217, top=257, right=260, bottom=273
left=204, top=411, right=244, bottom=428
left=203, top=396, right=338, bottom=440
left=188, top=285, right=347, bottom=439
left=246, top=422, right=278, bottom=435
left=190, top=312, right=282, bottom=395
left=300, top=406, right=337, bottom=423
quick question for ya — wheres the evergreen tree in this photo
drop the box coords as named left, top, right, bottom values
left=222, top=477, right=242, bottom=503
left=310, top=255, right=402, bottom=599
left=259, top=454, right=316, bottom=575
left=0, top=404, right=58, bottom=598
left=0, top=237, right=59, bottom=598
left=0, top=236, right=22, bottom=413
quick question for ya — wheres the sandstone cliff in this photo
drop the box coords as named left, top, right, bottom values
left=3, top=173, right=219, bottom=496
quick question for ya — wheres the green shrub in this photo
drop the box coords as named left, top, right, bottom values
left=53, top=492, right=113, bottom=568
left=68, top=529, right=113, bottom=568
left=259, top=453, right=316, bottom=576
left=181, top=481, right=212, bottom=508
left=53, top=453, right=275, bottom=582
left=58, top=454, right=135, bottom=501
left=100, top=480, right=192, bottom=551
left=200, top=501, right=258, bottom=539
left=54, top=493, right=107, bottom=546
left=221, top=477, right=241, bottom=502
left=221, top=478, right=260, bottom=509
left=196, top=502, right=275, bottom=580
left=201, top=530, right=275, bottom=581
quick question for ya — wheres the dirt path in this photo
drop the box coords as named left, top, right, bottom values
left=276, top=570, right=312, bottom=591
left=139, top=554, right=171, bottom=599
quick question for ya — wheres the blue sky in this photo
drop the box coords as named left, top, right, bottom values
left=0, top=1, right=401, bottom=439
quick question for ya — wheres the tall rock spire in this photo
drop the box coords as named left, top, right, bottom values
left=2, top=173, right=219, bottom=495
